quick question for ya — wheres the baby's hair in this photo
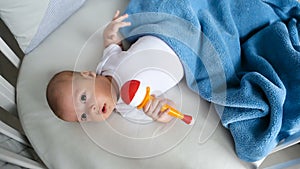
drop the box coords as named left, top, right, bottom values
left=46, top=70, right=78, bottom=120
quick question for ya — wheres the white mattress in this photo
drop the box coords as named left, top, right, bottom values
left=16, top=0, right=252, bottom=168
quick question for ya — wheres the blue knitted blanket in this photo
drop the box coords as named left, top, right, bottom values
left=121, top=0, right=300, bottom=162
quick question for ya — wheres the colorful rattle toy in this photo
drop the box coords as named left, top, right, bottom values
left=120, top=80, right=194, bottom=125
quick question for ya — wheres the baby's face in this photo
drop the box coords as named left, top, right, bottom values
left=63, top=71, right=118, bottom=122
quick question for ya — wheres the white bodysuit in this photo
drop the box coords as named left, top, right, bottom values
left=96, top=36, right=184, bottom=123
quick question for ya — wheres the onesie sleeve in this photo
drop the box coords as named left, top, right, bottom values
left=96, top=44, right=122, bottom=75
left=103, top=44, right=122, bottom=57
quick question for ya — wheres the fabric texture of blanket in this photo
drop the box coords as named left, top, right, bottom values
left=120, top=0, right=300, bottom=162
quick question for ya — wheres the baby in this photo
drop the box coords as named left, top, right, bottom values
left=46, top=11, right=181, bottom=123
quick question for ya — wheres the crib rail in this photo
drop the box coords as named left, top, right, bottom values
left=251, top=132, right=300, bottom=168
left=273, top=131, right=300, bottom=153
left=0, top=37, right=20, bottom=68
left=0, top=75, right=17, bottom=116
left=0, top=147, right=45, bottom=169
left=0, top=120, right=30, bottom=147
left=0, top=37, right=46, bottom=168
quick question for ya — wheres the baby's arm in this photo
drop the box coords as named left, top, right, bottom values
left=103, top=10, right=131, bottom=48
left=143, top=96, right=175, bottom=123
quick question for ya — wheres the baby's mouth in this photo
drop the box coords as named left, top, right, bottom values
left=101, top=103, right=107, bottom=114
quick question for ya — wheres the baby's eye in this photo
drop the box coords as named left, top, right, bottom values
left=81, top=113, right=87, bottom=121
left=80, top=94, right=87, bottom=103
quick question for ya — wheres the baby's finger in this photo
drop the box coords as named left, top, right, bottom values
left=111, top=22, right=131, bottom=32
left=143, top=100, right=152, bottom=113
left=152, top=102, right=164, bottom=120
left=115, top=13, right=129, bottom=22
left=117, top=21, right=131, bottom=28
left=151, top=98, right=168, bottom=120
left=157, top=109, right=173, bottom=122
left=145, top=98, right=160, bottom=116
left=113, top=10, right=120, bottom=20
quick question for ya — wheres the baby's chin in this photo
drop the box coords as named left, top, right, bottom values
left=100, top=109, right=114, bottom=121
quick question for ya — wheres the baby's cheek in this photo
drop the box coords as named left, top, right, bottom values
left=106, top=105, right=115, bottom=118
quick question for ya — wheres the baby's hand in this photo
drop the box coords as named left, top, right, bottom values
left=103, top=10, right=131, bottom=48
left=143, top=96, right=175, bottom=123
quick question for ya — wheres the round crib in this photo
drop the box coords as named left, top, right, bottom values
left=16, top=0, right=250, bottom=168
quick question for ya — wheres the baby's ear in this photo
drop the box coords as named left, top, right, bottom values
left=80, top=71, right=96, bottom=79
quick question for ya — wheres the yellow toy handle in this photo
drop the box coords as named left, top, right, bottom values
left=136, top=86, right=185, bottom=119
left=161, top=104, right=185, bottom=119
left=136, top=87, right=151, bottom=109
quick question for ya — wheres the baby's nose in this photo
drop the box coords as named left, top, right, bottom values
left=89, top=104, right=98, bottom=113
